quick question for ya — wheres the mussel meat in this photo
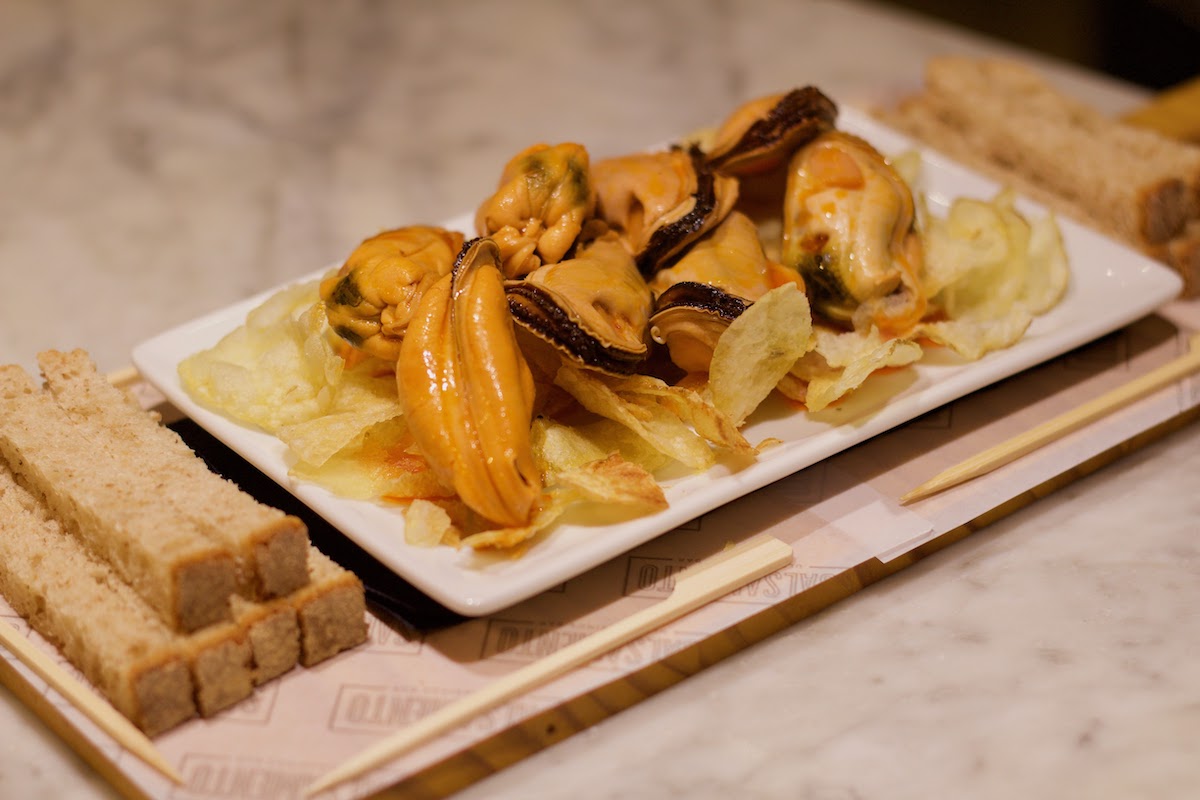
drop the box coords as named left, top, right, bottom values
left=320, top=225, right=465, bottom=361
left=649, top=212, right=802, bottom=373
left=649, top=282, right=751, bottom=374
left=704, top=86, right=838, bottom=176
left=396, top=238, right=542, bottom=528
left=475, top=142, right=595, bottom=279
left=592, top=146, right=738, bottom=276
left=507, top=230, right=654, bottom=376
left=649, top=211, right=776, bottom=299
left=782, top=131, right=926, bottom=335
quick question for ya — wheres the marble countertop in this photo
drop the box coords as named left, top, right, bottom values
left=2, top=1, right=1197, bottom=798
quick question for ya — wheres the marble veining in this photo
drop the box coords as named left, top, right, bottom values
left=2, top=1, right=1196, bottom=798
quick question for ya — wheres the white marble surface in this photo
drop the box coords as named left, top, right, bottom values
left=2, top=1, right=1198, bottom=798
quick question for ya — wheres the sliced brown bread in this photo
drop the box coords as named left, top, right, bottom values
left=0, top=463, right=198, bottom=736
left=887, top=93, right=1099, bottom=221
left=880, top=56, right=1200, bottom=295
left=38, top=349, right=311, bottom=600
left=182, top=547, right=366, bottom=702
left=1, top=459, right=366, bottom=732
left=0, top=459, right=282, bottom=723
left=230, top=594, right=301, bottom=685
left=0, top=365, right=237, bottom=632
left=180, top=620, right=255, bottom=716
left=0, top=353, right=368, bottom=735
left=223, top=546, right=366, bottom=675
left=289, top=548, right=368, bottom=666
left=916, top=56, right=1200, bottom=247
left=1158, top=220, right=1200, bottom=297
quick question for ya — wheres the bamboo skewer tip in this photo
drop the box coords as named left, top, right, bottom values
left=900, top=332, right=1200, bottom=505
left=0, top=619, right=182, bottom=785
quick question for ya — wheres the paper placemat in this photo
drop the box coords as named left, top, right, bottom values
left=2, top=304, right=1198, bottom=800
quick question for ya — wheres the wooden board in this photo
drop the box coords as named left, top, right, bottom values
left=3, top=79, right=1198, bottom=800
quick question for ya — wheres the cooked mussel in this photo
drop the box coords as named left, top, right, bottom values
left=396, top=238, right=542, bottom=528
left=782, top=131, right=926, bottom=335
left=649, top=282, right=751, bottom=374
left=704, top=87, right=838, bottom=176
left=507, top=230, right=653, bottom=376
left=320, top=225, right=465, bottom=361
left=648, top=212, right=801, bottom=373
left=592, top=146, right=738, bottom=276
left=649, top=211, right=778, bottom=299
left=475, top=142, right=595, bottom=278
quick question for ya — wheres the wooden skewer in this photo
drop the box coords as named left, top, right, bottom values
left=901, top=332, right=1200, bottom=504
left=305, top=534, right=794, bottom=796
left=105, top=365, right=142, bottom=391
left=0, top=618, right=183, bottom=785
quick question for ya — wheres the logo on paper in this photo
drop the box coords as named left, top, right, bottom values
left=365, top=615, right=424, bottom=654
left=480, top=615, right=703, bottom=672
left=170, top=753, right=318, bottom=799
left=623, top=555, right=801, bottom=603
left=481, top=618, right=592, bottom=661
left=328, top=683, right=542, bottom=736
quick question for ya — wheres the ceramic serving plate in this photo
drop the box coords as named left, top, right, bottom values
left=133, top=108, right=1183, bottom=616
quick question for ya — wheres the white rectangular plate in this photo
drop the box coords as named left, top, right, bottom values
left=133, top=108, right=1183, bottom=616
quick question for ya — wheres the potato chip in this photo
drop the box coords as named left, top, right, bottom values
left=937, top=192, right=1029, bottom=320
left=291, top=417, right=451, bottom=501
left=276, top=362, right=401, bottom=466
left=460, top=495, right=571, bottom=551
left=921, top=196, right=1011, bottom=297
left=708, top=283, right=814, bottom=426
left=532, top=415, right=672, bottom=477
left=889, top=149, right=923, bottom=189
left=554, top=364, right=718, bottom=470
left=603, top=372, right=753, bottom=455
left=530, top=416, right=609, bottom=474
left=575, top=418, right=674, bottom=472
left=795, top=326, right=904, bottom=371
left=791, top=326, right=923, bottom=412
left=530, top=416, right=669, bottom=530
left=1020, top=211, right=1069, bottom=314
left=178, top=279, right=344, bottom=431
left=551, top=453, right=668, bottom=511
left=917, top=188, right=1067, bottom=359
left=404, top=499, right=457, bottom=547
left=913, top=310, right=1033, bottom=362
